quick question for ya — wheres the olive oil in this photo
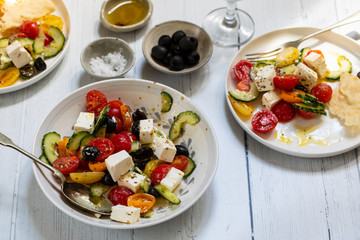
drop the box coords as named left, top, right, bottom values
left=107, top=0, right=148, bottom=26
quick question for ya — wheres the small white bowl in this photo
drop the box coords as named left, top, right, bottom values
left=100, top=0, right=153, bottom=33
left=80, top=37, right=135, bottom=78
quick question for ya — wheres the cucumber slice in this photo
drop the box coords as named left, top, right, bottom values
left=153, top=184, right=181, bottom=204
left=298, top=47, right=311, bottom=63
left=0, top=49, right=12, bottom=70
left=326, top=55, right=352, bottom=80
left=41, top=132, right=61, bottom=165
left=255, top=60, right=277, bottom=68
left=130, top=141, right=141, bottom=153
left=161, top=91, right=173, bottom=112
left=92, top=106, right=110, bottom=134
left=183, top=157, right=196, bottom=178
left=141, top=177, right=151, bottom=193
left=94, top=125, right=106, bottom=138
left=228, top=82, right=259, bottom=102
left=297, top=93, right=326, bottom=109
left=0, top=38, right=9, bottom=48
left=279, top=64, right=296, bottom=75
left=293, top=103, right=327, bottom=115
left=66, top=131, right=90, bottom=151
left=89, top=182, right=110, bottom=197
left=43, top=26, right=65, bottom=58
left=169, top=111, right=200, bottom=141
left=39, top=154, right=50, bottom=165
left=33, top=32, right=46, bottom=54
left=80, top=134, right=95, bottom=147
left=141, top=209, right=154, bottom=218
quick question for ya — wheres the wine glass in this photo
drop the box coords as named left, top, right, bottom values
left=203, top=0, right=255, bottom=47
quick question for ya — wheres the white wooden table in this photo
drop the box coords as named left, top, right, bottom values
left=1, top=0, right=360, bottom=239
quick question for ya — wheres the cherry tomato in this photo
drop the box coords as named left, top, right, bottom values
left=19, top=21, right=40, bottom=39
left=38, top=14, right=63, bottom=33
left=251, top=110, right=279, bottom=133
left=87, top=138, right=114, bottom=162
left=111, top=132, right=132, bottom=153
left=9, top=34, right=27, bottom=42
left=297, top=109, right=317, bottom=119
left=107, top=100, right=124, bottom=119
left=151, top=164, right=172, bottom=185
left=310, top=83, right=333, bottom=103
left=44, top=33, right=53, bottom=46
left=53, top=155, right=80, bottom=175
left=119, top=131, right=137, bottom=142
left=86, top=90, right=108, bottom=116
left=233, top=60, right=253, bottom=92
left=273, top=74, right=300, bottom=90
left=127, top=193, right=156, bottom=213
left=233, top=59, right=253, bottom=82
left=271, top=100, right=296, bottom=122
left=88, top=161, right=107, bottom=172
left=107, top=186, right=134, bottom=206
left=305, top=50, right=324, bottom=59
left=170, top=155, right=188, bottom=171
left=120, top=105, right=133, bottom=131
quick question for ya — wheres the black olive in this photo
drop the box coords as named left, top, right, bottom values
left=82, top=146, right=101, bottom=162
left=151, top=45, right=168, bottom=61
left=132, top=109, right=147, bottom=122
left=104, top=116, right=117, bottom=133
left=101, top=171, right=116, bottom=186
left=172, top=30, right=186, bottom=44
left=170, top=44, right=183, bottom=55
left=148, top=186, right=160, bottom=197
left=175, top=145, right=189, bottom=157
left=133, top=158, right=151, bottom=170
left=158, top=35, right=172, bottom=48
left=19, top=64, right=36, bottom=79
left=357, top=72, right=360, bottom=79
left=162, top=51, right=174, bottom=66
left=132, top=120, right=140, bottom=139
left=34, top=57, right=47, bottom=72
left=179, top=36, right=198, bottom=52
left=184, top=51, right=200, bottom=66
left=169, top=55, right=185, bottom=71
left=130, top=147, right=154, bottom=160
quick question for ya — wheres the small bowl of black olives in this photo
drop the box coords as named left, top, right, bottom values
left=142, top=20, right=213, bottom=74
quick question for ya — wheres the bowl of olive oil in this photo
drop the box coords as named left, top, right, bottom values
left=100, top=0, right=153, bottom=32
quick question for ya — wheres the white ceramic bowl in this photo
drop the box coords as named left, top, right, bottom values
left=32, top=79, right=218, bottom=229
left=100, top=0, right=153, bottom=33
left=80, top=37, right=135, bottom=78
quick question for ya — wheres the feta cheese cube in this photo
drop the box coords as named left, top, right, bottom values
left=74, top=112, right=95, bottom=133
left=303, top=52, right=329, bottom=79
left=294, top=62, right=318, bottom=91
left=139, top=119, right=154, bottom=144
left=254, top=65, right=276, bottom=92
left=160, top=167, right=184, bottom=192
left=5, top=40, right=33, bottom=68
left=105, top=150, right=134, bottom=182
left=262, top=89, right=281, bottom=110
left=117, top=171, right=146, bottom=193
left=110, top=205, right=140, bottom=224
left=152, top=135, right=177, bottom=163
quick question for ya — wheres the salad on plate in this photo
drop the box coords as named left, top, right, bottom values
left=40, top=89, right=199, bottom=224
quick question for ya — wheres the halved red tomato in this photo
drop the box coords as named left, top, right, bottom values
left=87, top=138, right=114, bottom=162
left=170, top=155, right=188, bottom=171
left=53, top=155, right=80, bottom=175
left=151, top=164, right=172, bottom=185
left=251, top=110, right=279, bottom=133
left=86, top=90, right=107, bottom=116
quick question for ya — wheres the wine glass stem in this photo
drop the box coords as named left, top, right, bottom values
left=224, top=2, right=237, bottom=27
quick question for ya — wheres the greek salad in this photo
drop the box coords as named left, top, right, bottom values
left=0, top=15, right=65, bottom=87
left=228, top=46, right=353, bottom=134
left=40, top=89, right=199, bottom=224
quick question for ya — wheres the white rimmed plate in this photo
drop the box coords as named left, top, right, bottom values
left=32, top=79, right=218, bottom=229
left=226, top=27, right=360, bottom=158
left=0, top=0, right=71, bottom=94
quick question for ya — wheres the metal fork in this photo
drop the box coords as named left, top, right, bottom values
left=245, top=10, right=360, bottom=62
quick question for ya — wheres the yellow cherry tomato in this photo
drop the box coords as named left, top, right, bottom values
left=38, top=15, right=63, bottom=33
left=228, top=95, right=254, bottom=116
left=0, top=67, right=20, bottom=88
left=127, top=193, right=156, bottom=213
left=274, top=47, right=300, bottom=67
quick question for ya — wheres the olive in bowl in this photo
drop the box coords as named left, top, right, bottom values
left=143, top=20, right=213, bottom=75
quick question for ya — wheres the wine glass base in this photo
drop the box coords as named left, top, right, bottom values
left=203, top=7, right=255, bottom=47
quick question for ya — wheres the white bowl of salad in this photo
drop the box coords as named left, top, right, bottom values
left=32, top=78, right=218, bottom=228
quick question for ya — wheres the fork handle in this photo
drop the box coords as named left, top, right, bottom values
left=300, top=10, right=360, bottom=42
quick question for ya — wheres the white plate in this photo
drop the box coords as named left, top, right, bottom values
left=0, top=0, right=71, bottom=94
left=32, top=79, right=218, bottom=229
left=226, top=27, right=360, bottom=158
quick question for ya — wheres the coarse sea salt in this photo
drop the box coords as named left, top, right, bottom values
left=89, top=50, right=127, bottom=77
